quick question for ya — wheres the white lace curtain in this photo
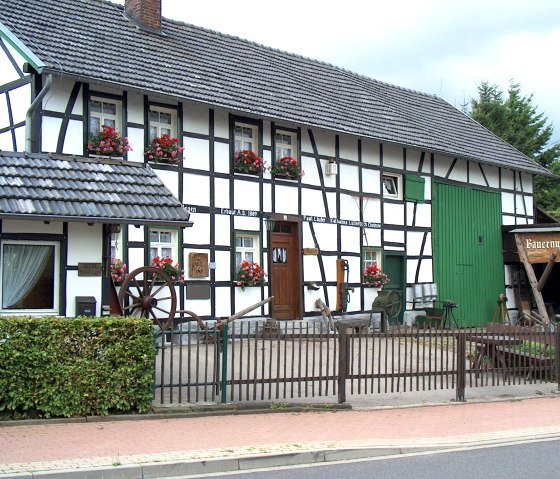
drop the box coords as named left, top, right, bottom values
left=2, top=244, right=52, bottom=309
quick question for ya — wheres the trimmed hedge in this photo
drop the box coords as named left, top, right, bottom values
left=0, top=316, right=156, bottom=418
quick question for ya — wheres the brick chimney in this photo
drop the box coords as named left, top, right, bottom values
left=125, top=0, right=162, bottom=32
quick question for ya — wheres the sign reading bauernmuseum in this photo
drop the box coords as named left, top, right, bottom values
left=518, top=232, right=560, bottom=264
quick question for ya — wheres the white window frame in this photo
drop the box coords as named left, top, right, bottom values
left=110, top=230, right=122, bottom=259
left=382, top=173, right=403, bottom=200
left=0, top=240, right=60, bottom=314
left=89, top=96, right=123, bottom=134
left=149, top=106, right=177, bottom=140
left=274, top=130, right=297, bottom=159
left=363, top=248, right=381, bottom=271
left=234, top=122, right=258, bottom=153
left=149, top=229, right=177, bottom=261
left=235, top=232, right=259, bottom=267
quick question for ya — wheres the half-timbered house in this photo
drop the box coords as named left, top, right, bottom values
left=0, top=0, right=553, bottom=325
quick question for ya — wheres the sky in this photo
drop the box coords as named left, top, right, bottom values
left=116, top=0, right=560, bottom=146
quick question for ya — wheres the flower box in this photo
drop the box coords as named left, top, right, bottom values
left=233, top=150, right=266, bottom=174
left=363, top=265, right=390, bottom=288
left=87, top=125, right=132, bottom=157
left=269, top=156, right=304, bottom=179
left=234, top=260, right=267, bottom=290
left=145, top=134, right=184, bottom=165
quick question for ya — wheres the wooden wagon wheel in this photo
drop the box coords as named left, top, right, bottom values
left=385, top=291, right=403, bottom=320
left=118, top=266, right=177, bottom=330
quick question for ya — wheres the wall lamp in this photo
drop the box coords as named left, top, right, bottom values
left=325, top=159, right=338, bottom=176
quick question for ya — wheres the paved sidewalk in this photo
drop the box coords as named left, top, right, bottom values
left=2, top=386, right=560, bottom=478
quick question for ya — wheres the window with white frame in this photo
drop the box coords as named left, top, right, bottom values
left=363, top=248, right=381, bottom=270
left=89, top=96, right=122, bottom=134
left=235, top=232, right=259, bottom=266
left=149, top=106, right=177, bottom=139
left=234, top=122, right=258, bottom=153
left=1, top=240, right=59, bottom=313
left=275, top=130, right=297, bottom=159
left=149, top=229, right=176, bottom=261
left=382, top=174, right=403, bottom=199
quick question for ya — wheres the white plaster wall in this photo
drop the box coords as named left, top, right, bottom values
left=339, top=163, right=359, bottom=191
left=406, top=259, right=419, bottom=284
left=302, top=254, right=322, bottom=280
left=313, top=223, right=338, bottom=251
left=213, top=178, right=230, bottom=209
left=406, top=231, right=426, bottom=256
left=61, top=119, right=83, bottom=154
left=127, top=224, right=145, bottom=242
left=514, top=194, right=529, bottom=216
left=234, top=215, right=260, bottom=232
left=126, top=127, right=145, bottom=163
left=66, top=272, right=101, bottom=317
left=339, top=194, right=360, bottom=221
left=233, top=179, right=261, bottom=211
left=126, top=93, right=144, bottom=124
left=502, top=215, right=516, bottom=226
left=501, top=169, right=515, bottom=190
left=42, top=117, right=62, bottom=152
left=407, top=202, right=431, bottom=227
left=214, top=215, right=231, bottom=246
left=447, top=159, right=468, bottom=183
left=127, top=248, right=146, bottom=271
left=502, top=192, right=515, bottom=214
left=185, top=137, right=209, bottom=171
left=42, top=78, right=73, bottom=113
left=383, top=229, right=405, bottom=244
left=340, top=225, right=360, bottom=257
left=262, top=183, right=272, bottom=212
left=2, top=219, right=63, bottom=234
left=468, top=162, right=487, bottom=186
left=300, top=155, right=319, bottom=185
left=432, top=154, right=454, bottom=179
left=186, top=212, right=210, bottom=244
left=214, top=250, right=232, bottom=282
left=214, top=142, right=230, bottom=174
left=363, top=227, right=382, bottom=247
left=383, top=144, right=403, bottom=169
left=383, top=202, right=405, bottom=225
left=301, top=189, right=327, bottom=217
left=363, top=198, right=381, bottom=224
left=213, top=108, right=229, bottom=139
left=214, top=286, right=232, bottom=317
left=234, top=286, right=264, bottom=313
left=184, top=298, right=211, bottom=316
left=0, top=44, right=27, bottom=83
left=362, top=168, right=380, bottom=195
left=183, top=172, right=208, bottom=205
left=339, top=135, right=358, bottom=162
left=361, top=140, right=379, bottom=166
left=184, top=101, right=209, bottom=135
left=520, top=172, right=533, bottom=193
left=310, top=128, right=335, bottom=157
left=405, top=148, right=423, bottom=172
left=417, top=258, right=433, bottom=283
left=326, top=191, right=337, bottom=219
left=274, top=184, right=299, bottom=215
left=6, top=81, right=30, bottom=127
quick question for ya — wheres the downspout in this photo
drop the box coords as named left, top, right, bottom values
left=25, top=74, right=52, bottom=152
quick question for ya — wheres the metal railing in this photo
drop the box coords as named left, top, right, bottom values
left=153, top=321, right=559, bottom=405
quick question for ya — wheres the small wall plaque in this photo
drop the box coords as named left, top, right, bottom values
left=189, top=252, right=209, bottom=278
left=186, top=283, right=211, bottom=300
left=78, top=262, right=102, bottom=276
left=303, top=248, right=320, bottom=255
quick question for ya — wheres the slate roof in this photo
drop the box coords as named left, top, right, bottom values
left=0, top=0, right=551, bottom=176
left=0, top=151, right=192, bottom=226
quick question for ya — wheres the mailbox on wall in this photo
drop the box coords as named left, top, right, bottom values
left=75, top=296, right=97, bottom=317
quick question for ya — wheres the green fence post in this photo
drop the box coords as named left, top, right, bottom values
left=221, top=323, right=229, bottom=403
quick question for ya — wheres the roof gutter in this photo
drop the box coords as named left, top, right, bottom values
left=25, top=74, right=52, bottom=152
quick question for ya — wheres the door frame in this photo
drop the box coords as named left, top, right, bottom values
left=383, top=250, right=406, bottom=325
left=267, top=214, right=302, bottom=320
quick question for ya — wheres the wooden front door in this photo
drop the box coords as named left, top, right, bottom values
left=270, top=222, right=301, bottom=319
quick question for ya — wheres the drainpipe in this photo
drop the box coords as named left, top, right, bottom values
left=25, top=74, right=52, bottom=152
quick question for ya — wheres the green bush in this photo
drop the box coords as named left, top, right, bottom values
left=0, top=316, right=156, bottom=418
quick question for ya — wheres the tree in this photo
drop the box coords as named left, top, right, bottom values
left=465, top=81, right=560, bottom=218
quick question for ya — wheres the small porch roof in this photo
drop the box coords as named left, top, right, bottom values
left=0, top=151, right=193, bottom=227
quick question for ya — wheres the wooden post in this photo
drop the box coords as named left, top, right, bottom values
left=537, top=249, right=560, bottom=292
left=336, top=259, right=344, bottom=311
left=337, top=324, right=348, bottom=403
left=514, top=234, right=550, bottom=324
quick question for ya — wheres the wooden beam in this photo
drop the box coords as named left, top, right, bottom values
left=514, top=234, right=550, bottom=323
left=538, top=248, right=560, bottom=292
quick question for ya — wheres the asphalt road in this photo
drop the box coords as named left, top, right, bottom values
left=185, top=437, right=560, bottom=479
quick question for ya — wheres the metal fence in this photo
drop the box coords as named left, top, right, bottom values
left=153, top=321, right=559, bottom=405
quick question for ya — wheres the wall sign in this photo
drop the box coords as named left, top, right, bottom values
left=189, top=252, right=209, bottom=278
left=517, top=232, right=560, bottom=264
left=78, top=263, right=102, bottom=276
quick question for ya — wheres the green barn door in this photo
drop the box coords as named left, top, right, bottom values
left=432, top=182, right=504, bottom=327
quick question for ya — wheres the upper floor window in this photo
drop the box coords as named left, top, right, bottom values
left=149, top=229, right=176, bottom=261
left=235, top=232, right=259, bottom=267
left=234, top=122, right=258, bottom=153
left=275, top=130, right=297, bottom=159
left=149, top=106, right=177, bottom=139
left=1, top=240, right=59, bottom=313
left=89, top=96, right=122, bottom=134
left=382, top=174, right=403, bottom=200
